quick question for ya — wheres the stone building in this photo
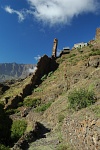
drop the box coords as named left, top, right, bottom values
left=59, top=47, right=70, bottom=57
left=74, top=42, right=87, bottom=49
left=52, top=38, right=58, bottom=58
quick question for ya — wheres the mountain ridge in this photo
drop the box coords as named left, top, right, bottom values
left=0, top=63, right=35, bottom=82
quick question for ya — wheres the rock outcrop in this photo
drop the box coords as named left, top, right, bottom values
left=4, top=55, right=58, bottom=110
left=88, top=55, right=100, bottom=67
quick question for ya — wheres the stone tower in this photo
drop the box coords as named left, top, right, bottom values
left=96, top=28, right=100, bottom=40
left=52, top=38, right=58, bottom=58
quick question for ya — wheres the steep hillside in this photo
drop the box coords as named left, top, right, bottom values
left=0, top=37, right=100, bottom=150
left=0, top=63, right=35, bottom=82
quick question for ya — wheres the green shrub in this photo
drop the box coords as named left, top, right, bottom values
left=11, top=120, right=27, bottom=142
left=0, top=144, right=10, bottom=150
left=68, top=88, right=96, bottom=111
left=89, top=49, right=100, bottom=56
left=51, top=75, right=56, bottom=80
left=91, top=106, right=100, bottom=117
left=17, top=102, right=23, bottom=107
left=5, top=109, right=20, bottom=115
left=34, top=87, right=43, bottom=92
left=23, top=98, right=41, bottom=107
left=48, top=71, right=53, bottom=77
left=41, top=74, right=47, bottom=81
left=35, top=102, right=52, bottom=112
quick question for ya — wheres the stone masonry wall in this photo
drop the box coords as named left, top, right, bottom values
left=62, top=112, right=100, bottom=150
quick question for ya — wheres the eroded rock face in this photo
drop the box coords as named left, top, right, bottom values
left=31, top=55, right=58, bottom=85
left=88, top=55, right=100, bottom=67
left=4, top=95, right=22, bottom=109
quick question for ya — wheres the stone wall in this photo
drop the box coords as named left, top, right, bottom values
left=62, top=113, right=100, bottom=150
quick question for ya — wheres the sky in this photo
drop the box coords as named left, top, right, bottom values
left=0, top=0, right=100, bottom=64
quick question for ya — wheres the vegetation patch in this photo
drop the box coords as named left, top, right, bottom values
left=68, top=88, right=96, bottom=111
left=11, top=120, right=27, bottom=142
left=35, top=101, right=52, bottom=112
left=34, top=87, right=43, bottom=92
left=56, top=58, right=66, bottom=63
left=69, top=53, right=76, bottom=58
left=91, top=105, right=100, bottom=117
left=48, top=71, right=53, bottom=77
left=5, top=108, right=20, bottom=115
left=0, top=144, right=10, bottom=150
left=41, top=74, right=47, bottom=81
left=23, top=97, right=41, bottom=107
left=17, top=101, right=23, bottom=107
left=89, top=49, right=100, bottom=56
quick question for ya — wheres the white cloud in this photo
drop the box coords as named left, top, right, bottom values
left=4, top=0, right=100, bottom=25
left=28, top=66, right=37, bottom=73
left=34, top=55, right=41, bottom=61
left=57, top=49, right=61, bottom=57
left=4, top=6, right=25, bottom=22
left=27, top=0, right=99, bottom=26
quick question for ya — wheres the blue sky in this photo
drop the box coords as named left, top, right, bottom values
left=0, top=0, right=100, bottom=64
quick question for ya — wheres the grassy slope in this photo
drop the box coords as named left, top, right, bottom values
left=27, top=44, right=100, bottom=149
left=0, top=75, right=32, bottom=100
left=0, top=41, right=100, bottom=149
